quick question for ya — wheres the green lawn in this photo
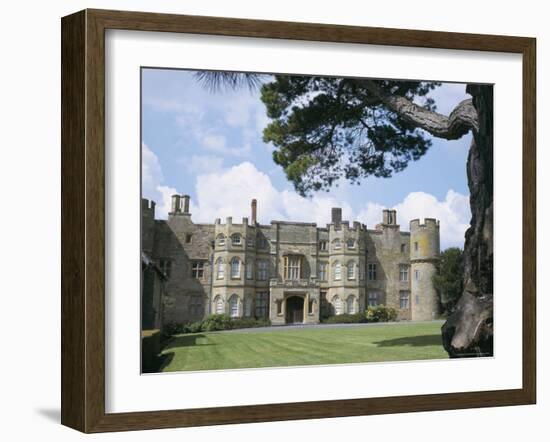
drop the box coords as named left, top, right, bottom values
left=158, top=321, right=447, bottom=372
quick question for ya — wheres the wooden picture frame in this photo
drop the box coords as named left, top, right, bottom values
left=61, top=8, right=536, bottom=433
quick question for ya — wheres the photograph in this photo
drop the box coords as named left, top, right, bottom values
left=140, top=68, right=494, bottom=373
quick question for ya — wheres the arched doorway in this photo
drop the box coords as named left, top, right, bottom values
left=285, top=296, right=305, bottom=324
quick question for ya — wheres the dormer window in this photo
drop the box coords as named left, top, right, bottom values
left=231, top=233, right=242, bottom=246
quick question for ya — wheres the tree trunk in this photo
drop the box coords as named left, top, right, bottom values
left=441, top=85, right=494, bottom=357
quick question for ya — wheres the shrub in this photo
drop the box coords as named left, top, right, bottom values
left=365, top=305, right=398, bottom=323
left=162, top=322, right=185, bottom=339
left=252, top=317, right=272, bottom=328
left=201, top=314, right=233, bottom=331
left=322, top=313, right=366, bottom=324
left=141, top=329, right=161, bottom=372
left=185, top=321, right=203, bottom=334
left=162, top=315, right=271, bottom=336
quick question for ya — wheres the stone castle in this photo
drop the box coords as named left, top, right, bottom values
left=141, top=194, right=440, bottom=330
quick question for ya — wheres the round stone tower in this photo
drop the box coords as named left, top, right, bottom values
left=409, top=218, right=440, bottom=321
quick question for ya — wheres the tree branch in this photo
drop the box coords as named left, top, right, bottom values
left=363, top=80, right=478, bottom=140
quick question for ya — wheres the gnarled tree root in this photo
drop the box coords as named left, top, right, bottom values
left=441, top=291, right=493, bottom=358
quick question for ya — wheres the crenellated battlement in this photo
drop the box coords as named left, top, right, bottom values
left=141, top=198, right=156, bottom=213
left=409, top=218, right=440, bottom=230
left=410, top=217, right=440, bottom=262
left=143, top=192, right=442, bottom=326
left=327, top=216, right=367, bottom=233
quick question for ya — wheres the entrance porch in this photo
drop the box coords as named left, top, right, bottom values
left=269, top=279, right=320, bottom=325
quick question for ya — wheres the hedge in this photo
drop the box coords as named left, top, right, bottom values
left=163, top=314, right=271, bottom=337
left=141, top=329, right=161, bottom=372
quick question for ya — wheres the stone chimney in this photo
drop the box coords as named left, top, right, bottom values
left=383, top=209, right=397, bottom=225
left=182, top=195, right=190, bottom=214
left=171, top=194, right=181, bottom=213
left=251, top=199, right=257, bottom=225
left=331, top=207, right=342, bottom=224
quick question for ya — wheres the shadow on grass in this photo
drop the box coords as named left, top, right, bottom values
left=162, top=334, right=216, bottom=351
left=143, top=351, right=174, bottom=373
left=373, top=334, right=443, bottom=347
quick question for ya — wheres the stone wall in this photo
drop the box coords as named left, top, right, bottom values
left=366, top=219, right=412, bottom=320
left=409, top=218, right=440, bottom=321
left=141, top=194, right=440, bottom=327
left=155, top=209, right=215, bottom=325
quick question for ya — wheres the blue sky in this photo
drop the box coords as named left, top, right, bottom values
left=142, top=68, right=472, bottom=249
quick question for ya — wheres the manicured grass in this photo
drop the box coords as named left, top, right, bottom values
left=159, top=321, right=447, bottom=372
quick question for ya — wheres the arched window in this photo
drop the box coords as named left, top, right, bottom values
left=229, top=294, right=239, bottom=318
left=230, top=257, right=241, bottom=278
left=347, top=260, right=356, bottom=280
left=217, top=234, right=226, bottom=246
left=333, top=296, right=343, bottom=315
left=346, top=238, right=355, bottom=249
left=216, top=258, right=224, bottom=279
left=347, top=295, right=357, bottom=314
left=214, top=295, right=224, bottom=314
left=334, top=261, right=342, bottom=280
left=333, top=239, right=341, bottom=250
left=231, top=233, right=242, bottom=245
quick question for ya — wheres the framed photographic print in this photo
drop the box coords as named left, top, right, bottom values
left=61, top=9, right=536, bottom=433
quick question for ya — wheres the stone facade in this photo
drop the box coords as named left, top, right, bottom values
left=141, top=195, right=440, bottom=327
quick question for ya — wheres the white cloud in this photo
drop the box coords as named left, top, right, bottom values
left=357, top=190, right=470, bottom=249
left=191, top=162, right=352, bottom=227
left=201, top=134, right=251, bottom=157
left=174, top=110, right=252, bottom=158
left=183, top=155, right=224, bottom=175
left=142, top=142, right=163, bottom=195
left=144, top=149, right=470, bottom=249
left=425, top=83, right=471, bottom=116
left=142, top=142, right=179, bottom=219
left=220, top=92, right=269, bottom=134
left=189, top=162, right=470, bottom=250
left=155, top=185, right=178, bottom=219
left=202, top=134, right=226, bottom=150
left=161, top=81, right=268, bottom=159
